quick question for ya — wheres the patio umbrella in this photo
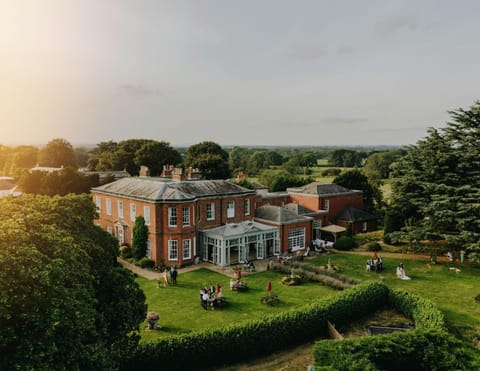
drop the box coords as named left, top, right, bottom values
left=266, top=280, right=272, bottom=292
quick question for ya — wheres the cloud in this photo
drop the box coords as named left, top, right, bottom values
left=119, top=84, right=161, bottom=98
left=289, top=43, right=328, bottom=61
left=375, top=16, right=416, bottom=35
left=336, top=47, right=353, bottom=56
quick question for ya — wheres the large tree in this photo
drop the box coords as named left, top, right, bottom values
left=185, top=141, right=230, bottom=179
left=0, top=195, right=146, bottom=369
left=134, top=141, right=181, bottom=176
left=333, top=169, right=382, bottom=214
left=39, top=138, right=77, bottom=168
left=390, top=102, right=480, bottom=262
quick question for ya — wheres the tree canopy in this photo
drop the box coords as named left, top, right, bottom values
left=38, top=138, right=77, bottom=168
left=390, top=102, right=480, bottom=262
left=19, top=167, right=99, bottom=195
left=333, top=169, right=382, bottom=214
left=0, top=194, right=146, bottom=369
left=185, top=141, right=230, bottom=179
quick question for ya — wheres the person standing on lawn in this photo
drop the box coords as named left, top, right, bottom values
left=171, top=266, right=178, bottom=285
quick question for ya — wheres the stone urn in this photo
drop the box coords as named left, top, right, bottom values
left=146, top=311, right=160, bottom=330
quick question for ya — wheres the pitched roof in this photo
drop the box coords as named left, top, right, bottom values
left=254, top=204, right=312, bottom=224
left=287, top=182, right=362, bottom=197
left=333, top=205, right=377, bottom=222
left=202, top=221, right=277, bottom=239
left=92, top=177, right=254, bottom=201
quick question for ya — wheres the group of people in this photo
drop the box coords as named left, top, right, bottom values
left=200, top=284, right=224, bottom=310
left=365, top=251, right=383, bottom=272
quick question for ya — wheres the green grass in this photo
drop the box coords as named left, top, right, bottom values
left=137, top=268, right=336, bottom=342
left=310, top=252, right=480, bottom=345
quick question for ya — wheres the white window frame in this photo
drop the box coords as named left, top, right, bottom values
left=106, top=198, right=112, bottom=216
left=107, top=226, right=112, bottom=234
left=168, top=240, right=178, bottom=261
left=182, top=239, right=191, bottom=260
left=182, top=206, right=190, bottom=226
left=288, top=227, right=305, bottom=251
left=95, top=196, right=101, bottom=211
left=168, top=207, right=177, bottom=227
left=227, top=200, right=235, bottom=218
left=117, top=200, right=124, bottom=219
left=144, top=206, right=151, bottom=225
left=206, top=203, right=215, bottom=221
left=362, top=221, right=368, bottom=232
left=130, top=203, right=136, bottom=222
left=323, top=199, right=330, bottom=211
left=244, top=198, right=250, bottom=216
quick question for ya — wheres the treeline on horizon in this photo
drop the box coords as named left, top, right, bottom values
left=0, top=139, right=403, bottom=178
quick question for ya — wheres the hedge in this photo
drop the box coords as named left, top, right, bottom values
left=313, top=288, right=479, bottom=370
left=387, top=288, right=447, bottom=331
left=123, top=281, right=389, bottom=370
left=313, top=329, right=479, bottom=371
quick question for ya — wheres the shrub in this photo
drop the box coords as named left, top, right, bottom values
left=120, top=246, right=132, bottom=259
left=368, top=242, right=381, bottom=252
left=383, top=233, right=400, bottom=245
left=334, top=236, right=357, bottom=251
left=270, top=261, right=358, bottom=290
left=135, top=258, right=155, bottom=269
left=321, top=168, right=342, bottom=176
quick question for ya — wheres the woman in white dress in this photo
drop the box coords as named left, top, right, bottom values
left=397, top=263, right=411, bottom=280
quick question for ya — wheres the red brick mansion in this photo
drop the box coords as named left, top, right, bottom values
left=92, top=174, right=376, bottom=267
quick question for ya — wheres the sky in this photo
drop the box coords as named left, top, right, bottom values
left=1, top=0, right=479, bottom=147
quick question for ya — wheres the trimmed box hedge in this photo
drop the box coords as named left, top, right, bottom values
left=123, top=281, right=389, bottom=370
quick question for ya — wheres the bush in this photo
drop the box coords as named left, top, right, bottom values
left=321, top=168, right=342, bottom=176
left=368, top=242, right=381, bottom=252
left=334, top=236, right=357, bottom=251
left=135, top=258, right=155, bottom=269
left=120, top=246, right=132, bottom=259
left=383, top=233, right=400, bottom=245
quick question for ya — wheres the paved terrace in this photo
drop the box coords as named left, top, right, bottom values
left=118, top=257, right=283, bottom=280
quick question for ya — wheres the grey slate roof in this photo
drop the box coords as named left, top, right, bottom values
left=255, top=204, right=312, bottom=224
left=333, top=205, right=377, bottom=222
left=284, top=202, right=317, bottom=216
left=202, top=221, right=277, bottom=239
left=287, top=182, right=362, bottom=197
left=92, top=177, right=254, bottom=202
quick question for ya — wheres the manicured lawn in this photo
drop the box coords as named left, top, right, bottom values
left=137, top=268, right=336, bottom=342
left=310, top=252, right=480, bottom=344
